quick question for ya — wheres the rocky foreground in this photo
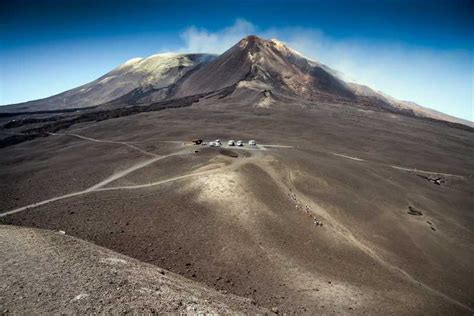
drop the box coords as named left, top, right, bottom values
left=0, top=225, right=266, bottom=314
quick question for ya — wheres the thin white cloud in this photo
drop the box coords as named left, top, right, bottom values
left=178, top=19, right=473, bottom=120
left=180, top=18, right=255, bottom=53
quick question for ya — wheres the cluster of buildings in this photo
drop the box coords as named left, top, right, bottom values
left=192, top=139, right=257, bottom=148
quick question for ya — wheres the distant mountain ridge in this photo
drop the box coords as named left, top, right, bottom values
left=1, top=35, right=471, bottom=127
left=1, top=53, right=216, bottom=112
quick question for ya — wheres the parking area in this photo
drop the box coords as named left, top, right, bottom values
left=219, top=143, right=266, bottom=151
left=191, top=139, right=267, bottom=151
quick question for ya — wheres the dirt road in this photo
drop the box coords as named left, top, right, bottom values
left=0, top=136, right=255, bottom=217
left=51, top=132, right=160, bottom=157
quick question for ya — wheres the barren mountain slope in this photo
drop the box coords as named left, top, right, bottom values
left=0, top=225, right=266, bottom=314
left=348, top=83, right=473, bottom=126
left=1, top=98, right=473, bottom=314
left=175, top=35, right=355, bottom=101
left=0, top=53, right=215, bottom=112
left=171, top=36, right=471, bottom=126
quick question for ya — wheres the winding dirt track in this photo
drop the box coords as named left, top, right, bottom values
left=0, top=134, right=247, bottom=217
left=86, top=155, right=176, bottom=191
left=330, top=152, right=365, bottom=161
left=331, top=151, right=467, bottom=178
left=1, top=133, right=175, bottom=217
left=51, top=133, right=160, bottom=157
left=0, top=165, right=238, bottom=218
left=390, top=165, right=466, bottom=178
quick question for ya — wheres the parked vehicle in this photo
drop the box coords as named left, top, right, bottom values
left=249, top=140, right=257, bottom=146
left=209, top=141, right=221, bottom=147
left=236, top=140, right=243, bottom=146
left=228, top=140, right=235, bottom=146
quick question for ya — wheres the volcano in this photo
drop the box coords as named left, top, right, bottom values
left=1, top=35, right=471, bottom=127
left=1, top=36, right=473, bottom=314
left=174, top=36, right=354, bottom=100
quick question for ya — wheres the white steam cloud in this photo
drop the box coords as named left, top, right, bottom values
left=178, top=19, right=473, bottom=121
left=180, top=19, right=255, bottom=53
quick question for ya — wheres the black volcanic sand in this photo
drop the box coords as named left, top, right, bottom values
left=107, top=147, right=233, bottom=188
left=0, top=133, right=180, bottom=211
left=1, top=101, right=473, bottom=314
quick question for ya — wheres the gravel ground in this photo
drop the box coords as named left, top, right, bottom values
left=0, top=225, right=267, bottom=314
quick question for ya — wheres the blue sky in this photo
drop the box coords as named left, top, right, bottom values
left=0, top=0, right=472, bottom=120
